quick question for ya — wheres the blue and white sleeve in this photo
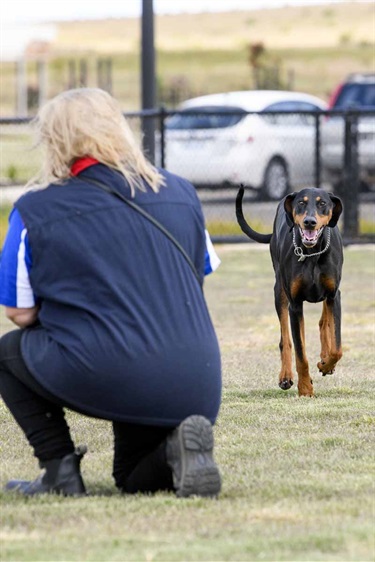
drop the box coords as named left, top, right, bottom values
left=0, top=207, right=35, bottom=307
left=204, top=229, right=221, bottom=276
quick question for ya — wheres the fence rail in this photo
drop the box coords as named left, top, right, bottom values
left=1, top=108, right=374, bottom=244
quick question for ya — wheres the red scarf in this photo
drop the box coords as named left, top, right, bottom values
left=71, top=156, right=99, bottom=176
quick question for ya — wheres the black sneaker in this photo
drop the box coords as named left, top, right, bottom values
left=166, top=415, right=221, bottom=498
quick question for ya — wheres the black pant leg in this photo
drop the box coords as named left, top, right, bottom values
left=0, top=329, right=75, bottom=462
left=112, top=421, right=174, bottom=494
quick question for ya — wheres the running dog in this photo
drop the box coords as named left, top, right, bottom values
left=236, top=186, right=343, bottom=397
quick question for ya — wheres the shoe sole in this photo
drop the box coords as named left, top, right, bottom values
left=176, top=415, right=221, bottom=498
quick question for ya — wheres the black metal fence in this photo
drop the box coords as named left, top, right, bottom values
left=1, top=109, right=374, bottom=244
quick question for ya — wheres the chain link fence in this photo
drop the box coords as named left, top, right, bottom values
left=1, top=109, right=374, bottom=244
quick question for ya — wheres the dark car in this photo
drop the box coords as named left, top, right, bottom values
left=321, top=73, right=375, bottom=192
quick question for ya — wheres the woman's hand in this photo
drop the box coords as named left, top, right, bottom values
left=5, top=306, right=40, bottom=328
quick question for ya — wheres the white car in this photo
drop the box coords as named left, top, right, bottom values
left=163, top=90, right=327, bottom=200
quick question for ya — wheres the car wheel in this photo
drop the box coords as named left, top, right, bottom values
left=261, top=158, right=289, bottom=201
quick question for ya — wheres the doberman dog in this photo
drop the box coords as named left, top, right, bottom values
left=236, top=186, right=343, bottom=397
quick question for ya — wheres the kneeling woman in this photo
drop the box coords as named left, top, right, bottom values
left=0, top=88, right=222, bottom=498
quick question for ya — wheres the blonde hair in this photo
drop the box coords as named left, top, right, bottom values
left=29, top=88, right=165, bottom=195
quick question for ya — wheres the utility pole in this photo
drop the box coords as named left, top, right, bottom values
left=141, top=0, right=156, bottom=163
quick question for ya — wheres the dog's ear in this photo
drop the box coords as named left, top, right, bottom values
left=328, top=193, right=343, bottom=227
left=284, top=192, right=297, bottom=228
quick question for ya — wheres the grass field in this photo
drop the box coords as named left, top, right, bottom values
left=1, top=245, right=374, bottom=561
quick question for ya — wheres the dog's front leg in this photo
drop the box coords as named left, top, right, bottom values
left=275, top=282, right=294, bottom=390
left=289, top=301, right=314, bottom=397
left=318, top=292, right=343, bottom=375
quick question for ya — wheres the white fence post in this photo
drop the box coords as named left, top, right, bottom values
left=16, top=59, right=28, bottom=116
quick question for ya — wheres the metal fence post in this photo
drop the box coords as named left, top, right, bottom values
left=314, top=112, right=321, bottom=189
left=159, top=105, right=166, bottom=169
left=342, top=111, right=360, bottom=240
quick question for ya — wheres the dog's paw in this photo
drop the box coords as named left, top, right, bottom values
left=318, top=361, right=335, bottom=376
left=298, top=380, right=314, bottom=397
left=279, top=378, right=294, bottom=391
left=298, top=390, right=315, bottom=397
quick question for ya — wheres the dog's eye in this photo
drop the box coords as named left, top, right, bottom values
left=298, top=201, right=306, bottom=206
left=318, top=201, right=326, bottom=207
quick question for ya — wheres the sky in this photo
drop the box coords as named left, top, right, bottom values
left=0, top=0, right=355, bottom=25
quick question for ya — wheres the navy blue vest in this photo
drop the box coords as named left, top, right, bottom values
left=16, top=165, right=221, bottom=426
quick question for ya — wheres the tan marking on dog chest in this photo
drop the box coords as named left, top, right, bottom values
left=291, top=277, right=304, bottom=299
left=321, top=275, right=336, bottom=292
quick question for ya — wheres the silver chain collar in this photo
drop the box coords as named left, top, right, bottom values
left=293, top=227, right=331, bottom=262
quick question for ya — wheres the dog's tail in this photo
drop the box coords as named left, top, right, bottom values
left=236, top=186, right=272, bottom=244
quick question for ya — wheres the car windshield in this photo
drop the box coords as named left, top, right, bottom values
left=166, top=106, right=246, bottom=130
left=334, top=83, right=375, bottom=109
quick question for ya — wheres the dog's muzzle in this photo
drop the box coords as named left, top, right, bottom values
left=299, top=226, right=324, bottom=248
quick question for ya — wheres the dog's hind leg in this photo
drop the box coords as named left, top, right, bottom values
left=289, top=302, right=314, bottom=397
left=318, top=292, right=343, bottom=375
left=275, top=282, right=294, bottom=391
